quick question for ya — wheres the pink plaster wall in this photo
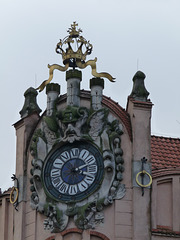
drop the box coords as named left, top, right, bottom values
left=0, top=193, right=14, bottom=240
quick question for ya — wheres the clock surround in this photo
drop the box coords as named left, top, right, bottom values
left=30, top=102, right=125, bottom=232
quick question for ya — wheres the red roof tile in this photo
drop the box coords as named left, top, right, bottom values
left=151, top=136, right=180, bottom=171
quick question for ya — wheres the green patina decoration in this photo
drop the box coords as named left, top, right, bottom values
left=107, top=120, right=123, bottom=136
left=81, top=134, right=93, bottom=142
left=44, top=202, right=50, bottom=216
left=107, top=120, right=123, bottom=150
left=90, top=77, right=104, bottom=89
left=96, top=198, right=105, bottom=211
left=55, top=207, right=64, bottom=225
left=30, top=129, right=46, bottom=157
left=66, top=204, right=78, bottom=216
left=73, top=198, right=105, bottom=229
left=43, top=116, right=59, bottom=133
left=19, top=87, right=42, bottom=118
left=57, top=105, right=81, bottom=124
left=130, top=71, right=149, bottom=101
left=46, top=83, right=60, bottom=94
left=74, top=202, right=91, bottom=228
left=87, top=108, right=109, bottom=134
left=66, top=69, right=82, bottom=81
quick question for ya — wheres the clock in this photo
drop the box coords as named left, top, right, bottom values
left=42, top=141, right=104, bottom=202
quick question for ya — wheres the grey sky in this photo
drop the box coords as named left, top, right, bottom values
left=1, top=0, right=180, bottom=191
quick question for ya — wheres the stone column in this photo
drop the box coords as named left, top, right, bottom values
left=66, top=69, right=82, bottom=107
left=13, top=87, right=41, bottom=240
left=90, top=78, right=104, bottom=110
left=46, top=83, right=60, bottom=116
left=127, top=71, right=153, bottom=240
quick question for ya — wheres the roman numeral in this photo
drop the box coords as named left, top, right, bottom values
left=52, top=177, right=62, bottom=188
left=78, top=181, right=88, bottom=192
left=70, top=148, right=79, bottom=158
left=79, top=149, right=89, bottom=160
left=53, top=158, right=64, bottom=169
left=85, top=155, right=96, bottom=165
left=88, top=165, right=97, bottom=174
left=51, top=169, right=60, bottom=178
left=68, top=185, right=78, bottom=195
left=84, top=175, right=95, bottom=184
left=60, top=151, right=70, bottom=161
left=59, top=182, right=69, bottom=193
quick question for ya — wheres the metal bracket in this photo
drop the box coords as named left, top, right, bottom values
left=10, top=174, right=19, bottom=211
left=135, top=157, right=152, bottom=196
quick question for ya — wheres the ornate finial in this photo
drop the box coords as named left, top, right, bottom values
left=67, top=21, right=82, bottom=37
left=19, top=87, right=42, bottom=118
left=130, top=71, right=149, bottom=101
left=36, top=22, right=115, bottom=92
left=55, top=21, right=93, bottom=67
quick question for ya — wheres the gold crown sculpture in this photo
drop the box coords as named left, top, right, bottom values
left=56, top=22, right=92, bottom=65
left=37, top=22, right=115, bottom=92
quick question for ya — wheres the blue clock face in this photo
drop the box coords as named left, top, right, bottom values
left=42, top=142, right=104, bottom=202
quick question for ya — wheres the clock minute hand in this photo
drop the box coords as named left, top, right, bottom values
left=75, top=163, right=89, bottom=171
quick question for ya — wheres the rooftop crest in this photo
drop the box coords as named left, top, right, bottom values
left=37, top=22, right=115, bottom=92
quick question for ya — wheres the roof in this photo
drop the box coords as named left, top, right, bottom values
left=0, top=188, right=12, bottom=198
left=151, top=135, right=180, bottom=171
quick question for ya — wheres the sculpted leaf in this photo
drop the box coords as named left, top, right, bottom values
left=75, top=107, right=88, bottom=129
left=89, top=109, right=108, bottom=139
left=113, top=184, right=126, bottom=200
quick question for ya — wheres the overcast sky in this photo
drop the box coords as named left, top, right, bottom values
left=1, top=0, right=180, bottom=191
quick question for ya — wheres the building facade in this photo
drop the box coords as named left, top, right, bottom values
left=1, top=23, right=180, bottom=240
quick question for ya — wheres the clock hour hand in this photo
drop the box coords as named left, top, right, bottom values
left=79, top=170, right=94, bottom=178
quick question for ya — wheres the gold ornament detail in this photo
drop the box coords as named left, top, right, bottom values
left=37, top=63, right=69, bottom=92
left=37, top=22, right=115, bottom=92
left=76, top=57, right=115, bottom=82
left=10, top=187, right=19, bottom=204
left=136, top=170, right=152, bottom=188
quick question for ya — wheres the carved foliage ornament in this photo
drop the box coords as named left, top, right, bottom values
left=30, top=105, right=125, bottom=232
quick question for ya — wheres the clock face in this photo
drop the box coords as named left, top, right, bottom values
left=42, top=141, right=104, bottom=202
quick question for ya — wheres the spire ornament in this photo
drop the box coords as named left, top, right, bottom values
left=37, top=22, right=115, bottom=92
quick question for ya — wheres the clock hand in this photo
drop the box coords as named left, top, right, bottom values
left=75, top=163, right=89, bottom=171
left=79, top=170, right=94, bottom=178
